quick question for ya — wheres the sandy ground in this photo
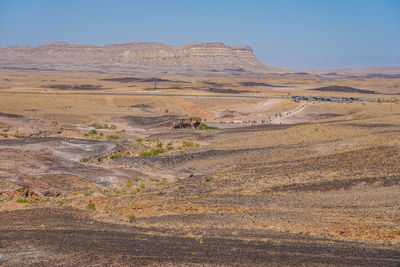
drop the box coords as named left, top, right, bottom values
left=0, top=69, right=400, bottom=266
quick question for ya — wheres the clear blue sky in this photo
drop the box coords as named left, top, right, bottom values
left=0, top=0, right=399, bottom=69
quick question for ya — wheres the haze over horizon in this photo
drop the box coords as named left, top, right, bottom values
left=1, top=0, right=399, bottom=70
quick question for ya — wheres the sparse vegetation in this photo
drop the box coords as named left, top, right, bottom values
left=87, top=201, right=96, bottom=210
left=16, top=198, right=30, bottom=203
left=127, top=214, right=136, bottom=222
left=183, top=140, right=194, bottom=148
left=198, top=123, right=219, bottom=130
left=139, top=147, right=166, bottom=157
left=110, top=153, right=123, bottom=160
left=83, top=190, right=93, bottom=197
left=89, top=129, right=97, bottom=135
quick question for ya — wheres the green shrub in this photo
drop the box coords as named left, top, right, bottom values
left=107, top=135, right=120, bottom=140
left=136, top=138, right=143, bottom=142
left=133, top=187, right=141, bottom=194
left=87, top=201, right=96, bottom=210
left=126, top=179, right=133, bottom=188
left=89, top=129, right=97, bottom=135
left=158, top=178, right=168, bottom=185
left=198, top=123, right=218, bottom=130
left=183, top=140, right=194, bottom=148
left=92, top=123, right=104, bottom=129
left=139, top=148, right=166, bottom=157
left=82, top=157, right=90, bottom=163
left=149, top=177, right=159, bottom=182
left=127, top=214, right=136, bottom=222
left=139, top=151, right=152, bottom=157
left=110, top=153, right=122, bottom=160
left=83, top=190, right=93, bottom=197
left=16, top=198, right=30, bottom=203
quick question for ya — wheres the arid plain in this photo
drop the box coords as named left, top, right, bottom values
left=1, top=68, right=400, bottom=266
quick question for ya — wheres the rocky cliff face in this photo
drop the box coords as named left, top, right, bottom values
left=0, top=42, right=281, bottom=75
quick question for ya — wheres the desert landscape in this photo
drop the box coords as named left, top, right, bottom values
left=0, top=40, right=399, bottom=265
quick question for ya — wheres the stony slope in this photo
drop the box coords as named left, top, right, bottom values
left=0, top=42, right=281, bottom=75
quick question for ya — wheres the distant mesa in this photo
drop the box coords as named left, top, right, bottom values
left=0, top=41, right=281, bottom=75
left=310, top=85, right=377, bottom=94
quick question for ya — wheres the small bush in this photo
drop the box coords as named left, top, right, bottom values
left=16, top=198, right=30, bottom=203
left=139, top=148, right=166, bottom=157
left=136, top=138, right=143, bottom=142
left=89, top=129, right=97, bottom=135
left=126, top=179, right=133, bottom=188
left=183, top=140, right=194, bottom=148
left=139, top=151, right=152, bottom=157
left=83, top=190, right=93, bottom=197
left=107, top=135, right=120, bottom=140
left=149, top=177, right=159, bottom=182
left=92, top=123, right=104, bottom=129
left=87, top=201, right=96, bottom=210
left=110, top=153, right=123, bottom=160
left=132, top=187, right=141, bottom=194
left=158, top=178, right=168, bottom=185
left=110, top=124, right=117, bottom=130
left=127, top=214, right=136, bottom=222
left=82, top=157, right=90, bottom=163
left=198, top=123, right=219, bottom=130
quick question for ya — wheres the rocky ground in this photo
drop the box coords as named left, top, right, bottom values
left=0, top=70, right=400, bottom=266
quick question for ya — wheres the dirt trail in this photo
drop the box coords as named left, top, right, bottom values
left=270, top=103, right=309, bottom=124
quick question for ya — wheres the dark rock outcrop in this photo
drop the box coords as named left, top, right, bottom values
left=172, top=117, right=201, bottom=129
